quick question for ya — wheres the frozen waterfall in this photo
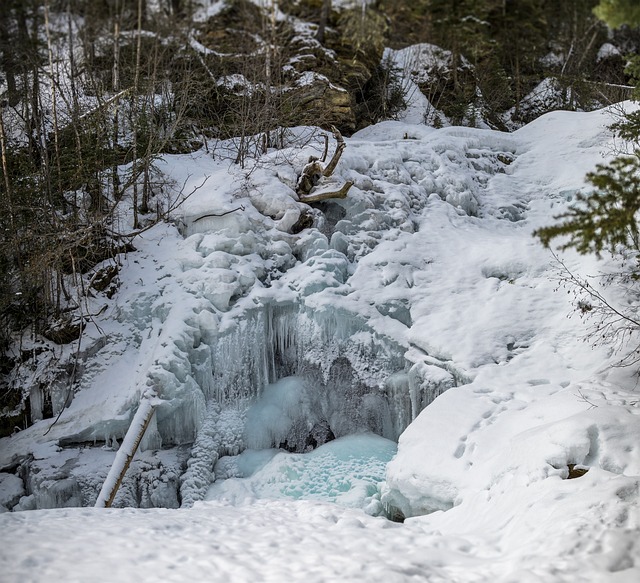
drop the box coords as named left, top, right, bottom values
left=1, top=121, right=520, bottom=512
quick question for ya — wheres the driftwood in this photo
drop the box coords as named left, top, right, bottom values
left=296, top=125, right=353, bottom=201
left=299, top=180, right=354, bottom=203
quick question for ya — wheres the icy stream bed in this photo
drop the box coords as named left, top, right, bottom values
left=205, top=433, right=396, bottom=512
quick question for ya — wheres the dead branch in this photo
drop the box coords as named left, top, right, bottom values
left=105, top=175, right=210, bottom=239
left=78, top=87, right=132, bottom=122
left=193, top=205, right=246, bottom=223
left=320, top=133, right=328, bottom=162
left=322, top=125, right=345, bottom=177
left=296, top=126, right=349, bottom=201
left=299, top=180, right=353, bottom=203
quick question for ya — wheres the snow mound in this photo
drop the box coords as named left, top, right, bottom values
left=383, top=382, right=640, bottom=517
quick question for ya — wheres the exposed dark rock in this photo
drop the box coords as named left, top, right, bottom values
left=0, top=389, right=30, bottom=439
left=386, top=505, right=406, bottom=523
left=279, top=419, right=336, bottom=453
left=90, top=264, right=119, bottom=294
left=42, top=317, right=85, bottom=345
left=567, top=464, right=589, bottom=479
left=291, top=211, right=315, bottom=234
left=306, top=420, right=335, bottom=450
left=292, top=77, right=356, bottom=134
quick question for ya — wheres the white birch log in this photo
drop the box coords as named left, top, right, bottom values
left=94, top=390, right=160, bottom=508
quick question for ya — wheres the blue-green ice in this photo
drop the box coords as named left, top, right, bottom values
left=205, top=433, right=397, bottom=512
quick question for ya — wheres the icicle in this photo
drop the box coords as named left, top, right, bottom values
left=179, top=402, right=222, bottom=508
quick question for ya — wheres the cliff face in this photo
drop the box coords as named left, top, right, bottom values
left=188, top=0, right=637, bottom=133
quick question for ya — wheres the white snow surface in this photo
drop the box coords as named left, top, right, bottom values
left=383, top=43, right=456, bottom=126
left=597, top=42, right=622, bottom=62
left=1, top=104, right=640, bottom=581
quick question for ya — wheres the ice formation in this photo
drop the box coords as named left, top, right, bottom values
left=205, top=433, right=396, bottom=512
left=1, top=103, right=639, bottom=546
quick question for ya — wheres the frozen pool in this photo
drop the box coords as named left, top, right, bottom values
left=204, top=433, right=397, bottom=514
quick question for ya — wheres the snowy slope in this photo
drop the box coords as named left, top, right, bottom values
left=1, top=104, right=639, bottom=581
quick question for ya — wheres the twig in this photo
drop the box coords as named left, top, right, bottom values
left=43, top=324, right=83, bottom=436
left=193, top=205, right=246, bottom=223
left=552, top=249, right=640, bottom=329
left=105, top=175, right=210, bottom=239
left=575, top=389, right=598, bottom=409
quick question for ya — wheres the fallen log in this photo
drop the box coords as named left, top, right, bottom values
left=94, top=390, right=159, bottom=508
left=297, top=125, right=350, bottom=200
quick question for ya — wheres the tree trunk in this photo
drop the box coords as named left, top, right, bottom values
left=0, top=13, right=18, bottom=106
left=44, top=0, right=63, bottom=204
left=0, top=111, right=21, bottom=272
left=316, top=0, right=331, bottom=44
left=131, top=0, right=144, bottom=228
left=94, top=392, right=159, bottom=508
left=112, top=6, right=121, bottom=200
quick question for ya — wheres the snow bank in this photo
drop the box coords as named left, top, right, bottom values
left=383, top=381, right=640, bottom=515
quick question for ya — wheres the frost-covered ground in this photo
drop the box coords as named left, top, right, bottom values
left=1, top=104, right=640, bottom=581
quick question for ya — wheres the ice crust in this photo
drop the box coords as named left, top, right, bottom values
left=1, top=91, right=640, bottom=580
left=4, top=119, right=516, bottom=507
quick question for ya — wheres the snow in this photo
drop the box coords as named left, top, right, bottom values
left=0, top=500, right=479, bottom=583
left=192, top=0, right=226, bottom=23
left=598, top=43, right=622, bottom=62
left=383, top=44, right=456, bottom=126
left=1, top=103, right=640, bottom=580
left=503, top=77, right=571, bottom=127
left=333, top=0, right=377, bottom=8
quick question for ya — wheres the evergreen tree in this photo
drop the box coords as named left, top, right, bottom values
left=535, top=155, right=640, bottom=255
left=536, top=1, right=640, bottom=255
left=594, top=0, right=640, bottom=28
left=535, top=0, right=640, bottom=362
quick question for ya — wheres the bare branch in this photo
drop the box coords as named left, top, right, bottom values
left=322, top=125, right=345, bottom=177
left=552, top=249, right=640, bottom=330
left=299, top=180, right=353, bottom=203
left=193, top=205, right=246, bottom=223
left=106, top=175, right=211, bottom=239
left=320, top=133, right=329, bottom=163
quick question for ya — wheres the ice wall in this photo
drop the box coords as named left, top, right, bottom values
left=144, top=121, right=516, bottom=463
left=210, top=294, right=462, bottom=433
left=3, top=446, right=185, bottom=512
left=210, top=301, right=407, bottom=406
